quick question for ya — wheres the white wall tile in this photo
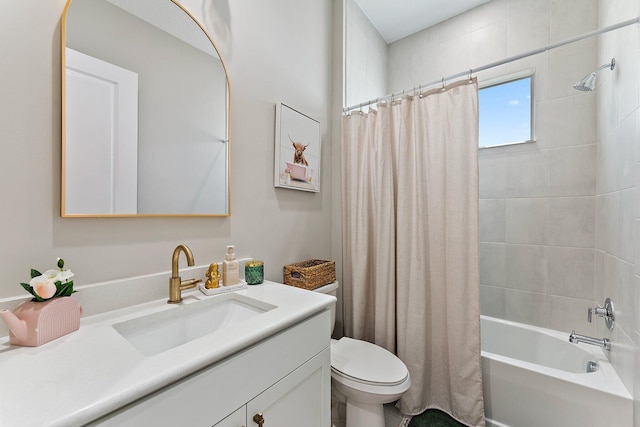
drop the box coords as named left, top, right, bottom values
left=597, top=192, right=621, bottom=256
left=616, top=27, right=640, bottom=121
left=546, top=294, right=597, bottom=334
left=504, top=288, right=548, bottom=327
left=616, top=259, right=636, bottom=336
left=549, top=38, right=598, bottom=101
left=618, top=111, right=639, bottom=190
left=634, top=330, right=640, bottom=427
left=480, top=242, right=507, bottom=286
left=436, top=10, right=472, bottom=44
left=505, top=150, right=549, bottom=197
left=471, top=21, right=508, bottom=68
left=506, top=0, right=550, bottom=56
left=506, top=198, right=549, bottom=244
left=635, top=276, right=640, bottom=336
left=606, top=252, right=623, bottom=302
left=596, top=127, right=620, bottom=195
left=547, top=247, right=595, bottom=300
left=610, top=328, right=637, bottom=396
left=596, top=66, right=620, bottom=141
left=480, top=199, right=507, bottom=242
left=595, top=250, right=606, bottom=302
left=545, top=94, right=597, bottom=148
left=550, top=0, right=598, bottom=43
left=388, top=27, right=441, bottom=92
left=479, top=154, right=507, bottom=198
left=548, top=197, right=596, bottom=247
left=505, top=244, right=547, bottom=292
left=471, top=0, right=508, bottom=32
left=437, top=32, right=472, bottom=81
left=480, top=284, right=506, bottom=318
left=619, top=189, right=636, bottom=263
left=599, top=0, right=640, bottom=27
left=548, top=145, right=597, bottom=197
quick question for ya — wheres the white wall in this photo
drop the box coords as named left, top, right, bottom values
left=344, top=0, right=388, bottom=109
left=0, top=0, right=336, bottom=300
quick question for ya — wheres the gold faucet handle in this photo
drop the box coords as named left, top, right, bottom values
left=180, top=278, right=201, bottom=290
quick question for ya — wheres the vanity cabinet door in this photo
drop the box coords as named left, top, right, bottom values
left=246, top=348, right=331, bottom=427
left=213, top=406, right=246, bottom=427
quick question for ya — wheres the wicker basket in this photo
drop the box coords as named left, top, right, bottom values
left=283, top=259, right=336, bottom=290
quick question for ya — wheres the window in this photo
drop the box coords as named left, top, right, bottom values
left=479, top=71, right=534, bottom=148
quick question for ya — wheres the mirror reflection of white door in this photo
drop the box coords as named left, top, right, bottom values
left=65, top=47, right=138, bottom=214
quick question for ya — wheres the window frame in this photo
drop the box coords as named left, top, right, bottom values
left=478, top=69, right=535, bottom=149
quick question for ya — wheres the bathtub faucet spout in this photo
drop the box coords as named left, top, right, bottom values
left=569, top=330, right=611, bottom=351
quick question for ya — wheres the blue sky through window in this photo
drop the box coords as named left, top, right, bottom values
left=479, top=76, right=532, bottom=147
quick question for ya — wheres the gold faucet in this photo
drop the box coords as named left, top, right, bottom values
left=168, top=244, right=201, bottom=304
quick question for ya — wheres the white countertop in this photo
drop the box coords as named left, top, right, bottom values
left=0, top=281, right=334, bottom=427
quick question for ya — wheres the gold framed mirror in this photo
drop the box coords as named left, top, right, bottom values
left=61, top=0, right=231, bottom=217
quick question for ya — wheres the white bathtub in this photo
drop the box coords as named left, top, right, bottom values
left=480, top=316, right=632, bottom=427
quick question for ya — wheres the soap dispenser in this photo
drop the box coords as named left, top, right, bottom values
left=222, top=245, right=239, bottom=286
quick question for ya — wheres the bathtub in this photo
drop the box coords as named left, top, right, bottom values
left=480, top=316, right=632, bottom=427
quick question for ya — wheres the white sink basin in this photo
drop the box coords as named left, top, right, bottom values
left=113, top=293, right=276, bottom=356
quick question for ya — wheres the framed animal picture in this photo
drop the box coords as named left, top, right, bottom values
left=274, top=103, right=321, bottom=192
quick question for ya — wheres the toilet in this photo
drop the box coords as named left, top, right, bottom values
left=314, top=282, right=411, bottom=427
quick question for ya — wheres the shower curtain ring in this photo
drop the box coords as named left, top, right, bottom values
left=468, top=69, right=473, bottom=82
left=441, top=77, right=446, bottom=91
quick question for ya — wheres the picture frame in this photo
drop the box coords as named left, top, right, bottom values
left=274, top=103, right=321, bottom=192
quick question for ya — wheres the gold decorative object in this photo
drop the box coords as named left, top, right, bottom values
left=205, top=263, right=221, bottom=289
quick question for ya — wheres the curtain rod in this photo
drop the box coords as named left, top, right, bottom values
left=344, top=16, right=640, bottom=113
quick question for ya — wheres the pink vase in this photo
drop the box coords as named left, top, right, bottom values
left=0, top=297, right=82, bottom=346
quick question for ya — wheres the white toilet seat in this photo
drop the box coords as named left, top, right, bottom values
left=330, top=337, right=410, bottom=396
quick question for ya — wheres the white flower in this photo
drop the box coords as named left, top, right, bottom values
left=30, top=276, right=57, bottom=299
left=43, top=269, right=74, bottom=284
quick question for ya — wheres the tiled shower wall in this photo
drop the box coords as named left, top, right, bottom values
left=596, top=0, right=640, bottom=414
left=477, top=41, right=600, bottom=333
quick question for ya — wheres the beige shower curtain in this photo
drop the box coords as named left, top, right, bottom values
left=342, top=79, right=484, bottom=427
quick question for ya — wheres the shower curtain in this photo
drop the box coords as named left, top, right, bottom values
left=341, top=79, right=485, bottom=426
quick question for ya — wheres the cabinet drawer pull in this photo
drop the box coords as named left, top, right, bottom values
left=253, top=412, right=265, bottom=426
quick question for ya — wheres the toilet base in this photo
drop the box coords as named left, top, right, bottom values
left=346, top=399, right=385, bottom=427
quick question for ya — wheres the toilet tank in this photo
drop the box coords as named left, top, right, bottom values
left=312, top=281, right=338, bottom=332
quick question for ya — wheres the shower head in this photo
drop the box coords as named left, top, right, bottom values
left=573, top=58, right=615, bottom=91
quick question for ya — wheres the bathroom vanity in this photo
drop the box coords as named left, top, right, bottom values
left=0, top=279, right=334, bottom=427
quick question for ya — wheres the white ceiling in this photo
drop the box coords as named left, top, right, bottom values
left=353, top=0, right=490, bottom=44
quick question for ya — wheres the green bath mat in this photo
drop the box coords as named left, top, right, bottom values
left=408, top=409, right=467, bottom=427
